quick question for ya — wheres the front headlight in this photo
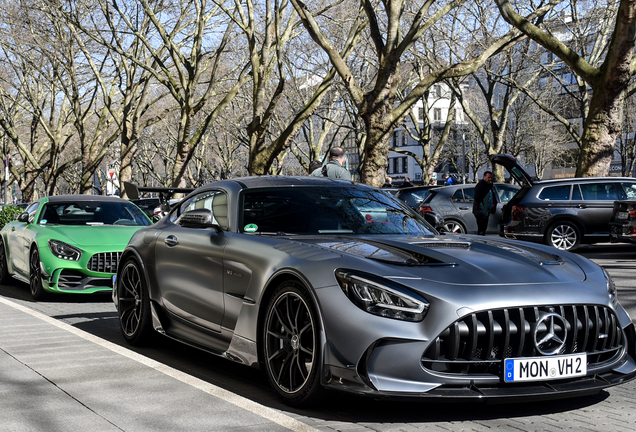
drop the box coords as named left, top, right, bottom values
left=48, top=240, right=82, bottom=261
left=602, top=267, right=618, bottom=308
left=335, top=269, right=429, bottom=322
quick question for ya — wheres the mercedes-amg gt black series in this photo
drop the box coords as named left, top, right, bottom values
left=114, top=176, right=636, bottom=405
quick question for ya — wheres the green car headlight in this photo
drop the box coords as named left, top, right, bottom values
left=48, top=240, right=82, bottom=261
left=335, top=269, right=429, bottom=322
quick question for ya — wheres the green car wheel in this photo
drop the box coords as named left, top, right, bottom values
left=29, top=248, right=47, bottom=301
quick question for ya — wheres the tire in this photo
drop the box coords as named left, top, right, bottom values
left=262, top=281, right=323, bottom=406
left=545, top=221, right=581, bottom=251
left=443, top=220, right=466, bottom=234
left=29, top=248, right=47, bottom=301
left=117, top=258, right=154, bottom=346
left=0, top=239, right=10, bottom=285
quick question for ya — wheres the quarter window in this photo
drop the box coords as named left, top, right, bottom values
left=538, top=185, right=571, bottom=201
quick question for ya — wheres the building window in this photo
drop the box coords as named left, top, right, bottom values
left=401, top=157, right=408, bottom=173
left=434, top=108, right=442, bottom=121
left=418, top=107, right=424, bottom=121
left=433, top=85, right=441, bottom=97
left=393, top=158, right=399, bottom=174
left=392, top=131, right=398, bottom=147
left=401, top=131, right=407, bottom=146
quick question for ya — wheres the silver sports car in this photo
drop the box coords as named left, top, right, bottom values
left=114, top=176, right=636, bottom=405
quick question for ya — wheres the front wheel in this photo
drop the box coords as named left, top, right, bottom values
left=117, top=258, right=154, bottom=346
left=545, top=221, right=581, bottom=251
left=262, top=281, right=323, bottom=406
left=30, top=248, right=47, bottom=300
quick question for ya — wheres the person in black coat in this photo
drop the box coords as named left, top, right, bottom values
left=472, top=171, right=497, bottom=235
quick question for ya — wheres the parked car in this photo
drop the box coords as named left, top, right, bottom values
left=131, top=197, right=161, bottom=218
left=417, top=183, right=520, bottom=234
left=394, top=185, right=438, bottom=210
left=113, top=176, right=635, bottom=406
left=609, top=199, right=636, bottom=243
left=0, top=195, right=152, bottom=300
left=492, top=154, right=636, bottom=251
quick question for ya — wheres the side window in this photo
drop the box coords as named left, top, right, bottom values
left=171, top=190, right=228, bottom=230
left=580, top=183, right=620, bottom=201
left=462, top=187, right=475, bottom=202
left=622, top=182, right=636, bottom=199
left=451, top=190, right=464, bottom=203
left=538, top=185, right=571, bottom=201
left=496, top=185, right=518, bottom=203
left=572, top=184, right=582, bottom=200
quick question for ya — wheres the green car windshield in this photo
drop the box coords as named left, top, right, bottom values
left=38, top=202, right=151, bottom=226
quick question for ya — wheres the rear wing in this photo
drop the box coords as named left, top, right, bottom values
left=124, top=182, right=195, bottom=213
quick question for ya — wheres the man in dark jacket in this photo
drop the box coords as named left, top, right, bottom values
left=472, top=171, right=497, bottom=235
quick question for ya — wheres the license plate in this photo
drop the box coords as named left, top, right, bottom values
left=617, top=212, right=629, bottom=220
left=504, top=353, right=586, bottom=382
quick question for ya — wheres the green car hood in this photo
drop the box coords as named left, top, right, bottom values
left=44, top=225, right=144, bottom=248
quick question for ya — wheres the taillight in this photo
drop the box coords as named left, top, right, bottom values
left=419, top=205, right=433, bottom=213
left=629, top=204, right=636, bottom=219
left=511, top=205, right=526, bottom=221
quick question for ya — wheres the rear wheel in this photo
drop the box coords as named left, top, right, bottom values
left=545, top=221, right=581, bottom=251
left=443, top=220, right=466, bottom=234
left=262, top=281, right=323, bottom=406
left=29, top=248, right=47, bottom=300
left=118, top=258, right=154, bottom=346
left=0, top=239, right=10, bottom=285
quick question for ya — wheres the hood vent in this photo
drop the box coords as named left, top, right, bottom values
left=466, top=238, right=563, bottom=265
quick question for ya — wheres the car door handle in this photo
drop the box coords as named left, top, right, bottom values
left=164, top=236, right=178, bottom=247
left=577, top=204, right=588, bottom=209
left=458, top=207, right=470, bottom=210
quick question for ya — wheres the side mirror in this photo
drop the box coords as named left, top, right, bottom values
left=176, top=208, right=221, bottom=232
left=17, top=212, right=29, bottom=223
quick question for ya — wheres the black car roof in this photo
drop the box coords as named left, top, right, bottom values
left=226, top=175, right=356, bottom=188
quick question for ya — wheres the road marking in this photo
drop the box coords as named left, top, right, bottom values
left=0, top=296, right=319, bottom=432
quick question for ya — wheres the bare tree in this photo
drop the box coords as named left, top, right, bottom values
left=496, top=0, right=635, bottom=177
left=289, top=0, right=533, bottom=186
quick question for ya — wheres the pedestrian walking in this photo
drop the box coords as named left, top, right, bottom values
left=311, top=147, right=351, bottom=180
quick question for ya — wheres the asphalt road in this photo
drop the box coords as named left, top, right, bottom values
left=1, top=242, right=636, bottom=431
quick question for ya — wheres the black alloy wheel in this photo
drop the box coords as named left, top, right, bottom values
left=29, top=248, right=46, bottom=300
left=0, top=239, right=9, bottom=284
left=118, top=258, right=153, bottom=346
left=263, top=281, right=323, bottom=406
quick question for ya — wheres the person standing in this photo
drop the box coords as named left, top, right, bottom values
left=311, top=147, right=352, bottom=180
left=444, top=174, right=457, bottom=185
left=400, top=177, right=414, bottom=188
left=308, top=160, right=322, bottom=175
left=382, top=177, right=393, bottom=188
left=472, top=171, right=497, bottom=235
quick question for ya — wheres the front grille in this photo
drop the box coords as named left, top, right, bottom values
left=422, top=305, right=624, bottom=376
left=87, top=252, right=121, bottom=273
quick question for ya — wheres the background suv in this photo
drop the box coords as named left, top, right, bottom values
left=492, top=154, right=636, bottom=251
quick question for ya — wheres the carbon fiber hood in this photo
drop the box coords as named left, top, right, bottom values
left=290, top=234, right=587, bottom=285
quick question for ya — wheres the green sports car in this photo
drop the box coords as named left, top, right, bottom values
left=0, top=195, right=151, bottom=300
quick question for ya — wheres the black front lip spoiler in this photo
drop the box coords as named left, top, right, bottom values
left=324, top=367, right=636, bottom=403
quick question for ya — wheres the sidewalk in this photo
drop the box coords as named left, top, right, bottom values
left=0, top=297, right=316, bottom=432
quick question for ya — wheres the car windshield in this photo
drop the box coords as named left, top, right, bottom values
left=240, top=186, right=435, bottom=235
left=38, top=201, right=151, bottom=226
